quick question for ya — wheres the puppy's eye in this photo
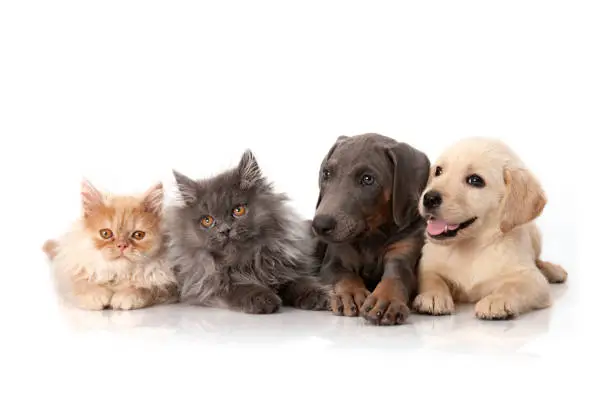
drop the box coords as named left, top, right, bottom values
left=131, top=231, right=145, bottom=240
left=200, top=215, right=215, bottom=228
left=99, top=229, right=113, bottom=239
left=466, top=174, right=485, bottom=188
left=360, top=174, right=375, bottom=186
left=232, top=205, right=247, bottom=217
left=434, top=166, right=443, bottom=177
left=322, top=169, right=331, bottom=180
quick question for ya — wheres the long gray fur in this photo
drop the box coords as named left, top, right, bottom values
left=166, top=150, right=330, bottom=314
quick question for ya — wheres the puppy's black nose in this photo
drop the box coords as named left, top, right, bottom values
left=423, top=191, right=442, bottom=209
left=312, top=215, right=337, bottom=236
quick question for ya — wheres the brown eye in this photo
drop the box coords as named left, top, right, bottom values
left=131, top=231, right=145, bottom=240
left=200, top=215, right=215, bottom=228
left=434, top=166, right=443, bottom=177
left=232, top=205, right=247, bottom=217
left=99, top=229, right=113, bottom=239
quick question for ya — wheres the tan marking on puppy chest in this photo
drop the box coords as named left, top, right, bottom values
left=384, top=239, right=417, bottom=262
left=364, top=188, right=392, bottom=231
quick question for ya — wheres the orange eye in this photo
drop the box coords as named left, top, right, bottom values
left=200, top=215, right=215, bottom=228
left=131, top=231, right=146, bottom=240
left=232, top=205, right=247, bottom=217
left=99, top=229, right=113, bottom=239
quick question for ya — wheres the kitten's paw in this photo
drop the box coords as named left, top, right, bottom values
left=413, top=292, right=455, bottom=316
left=74, top=287, right=112, bottom=310
left=110, top=288, right=151, bottom=310
left=475, top=294, right=518, bottom=320
left=293, top=287, right=330, bottom=311
left=241, top=289, right=282, bottom=314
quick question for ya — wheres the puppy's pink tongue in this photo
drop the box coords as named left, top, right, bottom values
left=427, top=219, right=460, bottom=236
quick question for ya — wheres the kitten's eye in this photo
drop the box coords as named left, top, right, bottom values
left=360, top=174, right=375, bottom=186
left=434, top=166, right=443, bottom=177
left=232, top=205, right=247, bottom=217
left=322, top=169, right=331, bottom=180
left=99, top=229, right=113, bottom=239
left=200, top=215, right=215, bottom=228
left=131, top=231, right=146, bottom=240
left=466, top=174, right=486, bottom=188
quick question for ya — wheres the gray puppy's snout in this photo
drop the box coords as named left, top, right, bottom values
left=312, top=214, right=337, bottom=237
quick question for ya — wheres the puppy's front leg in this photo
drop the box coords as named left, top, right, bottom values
left=361, top=237, right=420, bottom=325
left=361, top=271, right=411, bottom=325
left=330, top=275, right=371, bottom=317
left=320, top=250, right=370, bottom=317
left=412, top=272, right=455, bottom=315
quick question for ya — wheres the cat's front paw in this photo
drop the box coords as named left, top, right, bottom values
left=293, top=287, right=330, bottom=311
left=241, top=289, right=282, bottom=314
left=74, top=286, right=112, bottom=310
left=110, top=288, right=152, bottom=310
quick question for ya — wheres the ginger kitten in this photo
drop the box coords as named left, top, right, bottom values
left=43, top=180, right=178, bottom=310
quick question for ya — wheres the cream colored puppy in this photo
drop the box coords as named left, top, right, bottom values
left=413, top=138, right=567, bottom=320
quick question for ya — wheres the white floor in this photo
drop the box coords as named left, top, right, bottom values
left=6, top=251, right=607, bottom=408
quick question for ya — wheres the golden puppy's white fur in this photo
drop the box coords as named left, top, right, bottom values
left=413, top=138, right=567, bottom=319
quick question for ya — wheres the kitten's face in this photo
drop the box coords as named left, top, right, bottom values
left=81, top=181, right=165, bottom=263
left=172, top=150, right=279, bottom=256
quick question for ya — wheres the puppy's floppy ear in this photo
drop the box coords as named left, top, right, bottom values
left=386, top=142, right=431, bottom=229
left=499, top=167, right=547, bottom=233
left=316, top=136, right=348, bottom=209
left=238, top=149, right=263, bottom=189
left=172, top=170, right=198, bottom=206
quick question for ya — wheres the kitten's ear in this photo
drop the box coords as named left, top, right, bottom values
left=237, top=149, right=263, bottom=189
left=81, top=179, right=104, bottom=217
left=172, top=170, right=198, bottom=206
left=142, top=182, right=164, bottom=215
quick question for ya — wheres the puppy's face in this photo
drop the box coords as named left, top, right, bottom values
left=419, top=138, right=546, bottom=243
left=313, top=137, right=394, bottom=243
left=313, top=134, right=430, bottom=243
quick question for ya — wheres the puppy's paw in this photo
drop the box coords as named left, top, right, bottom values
left=536, top=260, right=568, bottom=284
left=331, top=287, right=370, bottom=317
left=74, top=287, right=112, bottom=310
left=241, top=289, right=282, bottom=314
left=475, top=294, right=518, bottom=320
left=413, top=292, right=455, bottom=315
left=361, top=294, right=410, bottom=325
left=110, top=288, right=151, bottom=310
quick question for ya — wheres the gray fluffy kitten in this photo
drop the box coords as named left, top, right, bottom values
left=167, top=150, right=330, bottom=314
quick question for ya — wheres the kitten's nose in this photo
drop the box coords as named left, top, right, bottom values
left=218, top=225, right=230, bottom=236
left=117, top=241, right=129, bottom=252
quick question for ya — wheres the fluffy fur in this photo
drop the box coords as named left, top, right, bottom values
left=167, top=150, right=330, bottom=314
left=413, top=137, right=568, bottom=320
left=43, top=180, right=178, bottom=310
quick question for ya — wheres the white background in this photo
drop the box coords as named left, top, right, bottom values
left=1, top=1, right=610, bottom=407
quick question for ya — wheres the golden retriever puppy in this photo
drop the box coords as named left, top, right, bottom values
left=413, top=137, right=567, bottom=320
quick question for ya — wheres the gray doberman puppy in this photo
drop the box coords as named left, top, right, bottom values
left=312, top=133, right=430, bottom=325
